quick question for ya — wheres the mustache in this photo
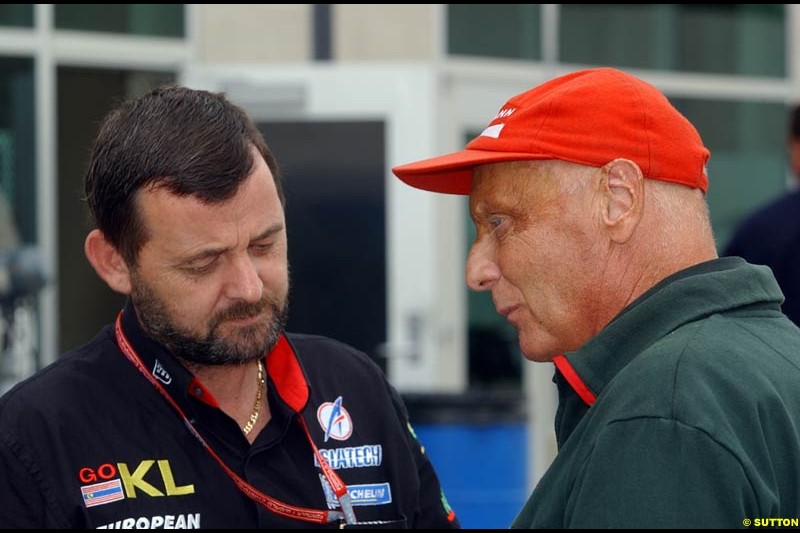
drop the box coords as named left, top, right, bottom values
left=210, top=298, right=269, bottom=328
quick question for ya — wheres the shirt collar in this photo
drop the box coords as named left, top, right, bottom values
left=556, top=257, right=783, bottom=405
left=118, top=298, right=310, bottom=413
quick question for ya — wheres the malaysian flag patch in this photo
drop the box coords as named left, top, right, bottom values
left=81, top=479, right=125, bottom=508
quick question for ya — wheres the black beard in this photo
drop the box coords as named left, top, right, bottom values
left=130, top=277, right=289, bottom=366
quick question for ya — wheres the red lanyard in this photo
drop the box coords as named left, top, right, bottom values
left=114, top=313, right=357, bottom=525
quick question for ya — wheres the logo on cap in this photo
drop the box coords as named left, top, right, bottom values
left=480, top=107, right=516, bottom=139
left=493, top=107, right=516, bottom=120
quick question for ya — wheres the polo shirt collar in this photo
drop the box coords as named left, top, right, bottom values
left=556, top=257, right=782, bottom=405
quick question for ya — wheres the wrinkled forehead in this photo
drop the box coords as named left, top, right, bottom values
left=136, top=166, right=284, bottom=241
left=470, top=161, right=561, bottom=205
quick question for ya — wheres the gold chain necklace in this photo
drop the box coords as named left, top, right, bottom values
left=242, top=360, right=265, bottom=436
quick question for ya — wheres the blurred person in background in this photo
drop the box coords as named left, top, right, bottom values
left=724, top=104, right=800, bottom=325
left=0, top=189, right=17, bottom=251
left=393, top=67, right=800, bottom=528
left=0, top=85, right=459, bottom=529
left=0, top=189, right=47, bottom=394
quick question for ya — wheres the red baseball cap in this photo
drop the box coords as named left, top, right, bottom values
left=392, top=68, right=710, bottom=194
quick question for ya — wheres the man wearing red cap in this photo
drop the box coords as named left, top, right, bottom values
left=393, top=68, right=800, bottom=528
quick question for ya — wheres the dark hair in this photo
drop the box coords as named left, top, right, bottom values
left=84, top=85, right=283, bottom=264
left=790, top=104, right=800, bottom=140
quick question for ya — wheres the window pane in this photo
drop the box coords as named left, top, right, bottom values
left=0, top=5, right=33, bottom=27
left=55, top=4, right=184, bottom=37
left=57, top=68, right=176, bottom=353
left=672, top=99, right=786, bottom=250
left=448, top=4, right=540, bottom=60
left=0, top=57, right=35, bottom=244
left=257, top=121, right=387, bottom=371
left=560, top=4, right=785, bottom=77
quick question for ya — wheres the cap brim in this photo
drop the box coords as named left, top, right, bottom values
left=392, top=149, right=551, bottom=194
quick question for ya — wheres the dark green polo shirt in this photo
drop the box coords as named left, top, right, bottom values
left=512, top=257, right=800, bottom=528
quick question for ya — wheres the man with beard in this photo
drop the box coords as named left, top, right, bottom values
left=0, top=86, right=459, bottom=529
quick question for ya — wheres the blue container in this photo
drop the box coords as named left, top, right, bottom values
left=414, top=422, right=528, bottom=529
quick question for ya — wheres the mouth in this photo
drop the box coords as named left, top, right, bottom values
left=223, top=311, right=265, bottom=327
left=497, top=304, right=520, bottom=319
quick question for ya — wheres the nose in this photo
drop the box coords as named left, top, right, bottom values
left=225, top=255, right=263, bottom=303
left=466, top=240, right=500, bottom=291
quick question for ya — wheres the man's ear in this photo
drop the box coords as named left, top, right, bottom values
left=84, top=229, right=132, bottom=295
left=600, top=158, right=644, bottom=244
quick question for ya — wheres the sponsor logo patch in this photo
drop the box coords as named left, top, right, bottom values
left=347, top=483, right=393, bottom=506
left=97, top=513, right=201, bottom=529
left=82, top=479, right=124, bottom=508
left=78, top=459, right=194, bottom=508
left=317, top=396, right=353, bottom=442
left=152, top=359, right=172, bottom=385
left=320, top=476, right=393, bottom=508
left=314, top=444, right=383, bottom=470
